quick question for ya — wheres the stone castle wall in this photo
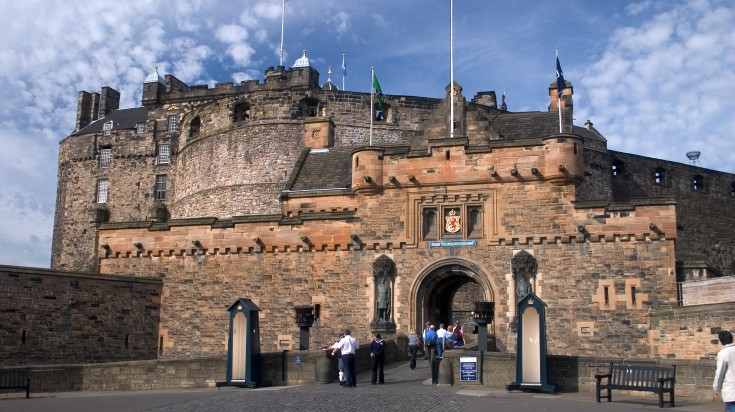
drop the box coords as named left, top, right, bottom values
left=0, top=265, right=161, bottom=367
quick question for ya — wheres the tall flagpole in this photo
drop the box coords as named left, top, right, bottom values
left=450, top=0, right=454, bottom=138
left=280, top=0, right=287, bottom=66
left=370, top=67, right=374, bottom=146
left=342, top=53, right=346, bottom=91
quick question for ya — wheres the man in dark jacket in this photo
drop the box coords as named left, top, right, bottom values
left=370, top=333, right=385, bottom=384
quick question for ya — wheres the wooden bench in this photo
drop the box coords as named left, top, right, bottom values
left=595, top=362, right=675, bottom=408
left=0, top=368, right=30, bottom=399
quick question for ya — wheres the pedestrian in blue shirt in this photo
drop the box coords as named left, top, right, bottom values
left=370, top=333, right=385, bottom=384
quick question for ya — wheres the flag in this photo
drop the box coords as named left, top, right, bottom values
left=342, top=54, right=347, bottom=76
left=556, top=56, right=566, bottom=98
left=373, top=73, right=384, bottom=120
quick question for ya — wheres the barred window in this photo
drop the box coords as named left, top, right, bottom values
left=136, top=123, right=146, bottom=134
left=167, top=115, right=179, bottom=133
left=155, top=175, right=167, bottom=201
left=96, top=179, right=109, bottom=203
left=99, top=147, right=112, bottom=168
left=157, top=144, right=171, bottom=165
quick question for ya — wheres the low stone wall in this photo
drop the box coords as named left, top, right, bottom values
left=682, top=277, right=735, bottom=306
left=439, top=350, right=718, bottom=403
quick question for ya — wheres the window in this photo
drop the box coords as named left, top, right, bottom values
left=692, top=175, right=704, bottom=191
left=155, top=175, right=167, bottom=200
left=96, top=179, right=109, bottom=203
left=611, top=160, right=624, bottom=177
left=167, top=115, right=179, bottom=133
left=731, top=182, right=735, bottom=197
left=157, top=144, right=171, bottom=165
left=653, top=168, right=665, bottom=185
left=233, top=102, right=250, bottom=122
left=103, top=121, right=114, bottom=135
left=99, top=147, right=112, bottom=168
left=189, top=116, right=200, bottom=137
left=136, top=123, right=146, bottom=134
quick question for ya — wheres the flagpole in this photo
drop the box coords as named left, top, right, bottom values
left=280, top=0, right=287, bottom=66
left=370, top=67, right=374, bottom=146
left=557, top=48, right=562, bottom=133
left=450, top=0, right=454, bottom=138
left=342, top=53, right=346, bottom=91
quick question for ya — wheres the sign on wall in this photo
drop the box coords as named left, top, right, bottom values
left=460, top=356, right=478, bottom=381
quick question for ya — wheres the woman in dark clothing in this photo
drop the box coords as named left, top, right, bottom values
left=370, top=333, right=385, bottom=384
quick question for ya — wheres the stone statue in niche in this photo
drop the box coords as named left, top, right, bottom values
left=516, top=274, right=532, bottom=299
left=372, top=255, right=396, bottom=324
left=377, top=278, right=391, bottom=321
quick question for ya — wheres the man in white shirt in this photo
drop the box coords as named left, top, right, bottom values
left=325, top=329, right=359, bottom=387
left=714, top=330, right=735, bottom=412
left=436, top=323, right=447, bottom=358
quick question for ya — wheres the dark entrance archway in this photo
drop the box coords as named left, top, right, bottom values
left=413, top=259, right=494, bottom=333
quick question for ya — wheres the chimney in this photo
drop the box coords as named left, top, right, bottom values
left=75, top=91, right=100, bottom=132
left=98, top=87, right=120, bottom=119
left=585, top=120, right=593, bottom=130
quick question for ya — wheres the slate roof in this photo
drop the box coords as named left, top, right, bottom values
left=73, top=107, right=148, bottom=136
left=286, top=147, right=354, bottom=192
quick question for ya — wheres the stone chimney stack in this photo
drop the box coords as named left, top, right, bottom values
left=75, top=91, right=100, bottom=132
left=98, top=87, right=120, bottom=119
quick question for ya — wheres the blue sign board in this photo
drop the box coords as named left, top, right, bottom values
left=460, top=356, right=478, bottom=381
left=295, top=356, right=302, bottom=366
left=428, top=240, right=477, bottom=248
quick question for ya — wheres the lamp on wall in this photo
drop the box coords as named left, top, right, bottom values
left=133, top=242, right=143, bottom=251
left=192, top=240, right=203, bottom=251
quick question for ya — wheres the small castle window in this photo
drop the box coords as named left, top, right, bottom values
left=611, top=160, right=624, bottom=177
left=103, top=121, right=114, bottom=135
left=189, top=116, right=201, bottom=137
left=96, top=179, right=109, bottom=203
left=692, top=175, right=704, bottom=191
left=157, top=144, right=171, bottom=165
left=136, top=123, right=146, bottom=134
left=233, top=102, right=251, bottom=122
left=155, top=175, right=167, bottom=201
left=167, top=115, right=179, bottom=133
left=653, top=168, right=665, bottom=184
left=99, top=147, right=112, bottom=168
left=730, top=182, right=735, bottom=197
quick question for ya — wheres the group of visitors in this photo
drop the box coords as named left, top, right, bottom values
left=322, top=320, right=466, bottom=387
left=323, top=330, right=387, bottom=387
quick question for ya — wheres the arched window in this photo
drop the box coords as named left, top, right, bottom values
left=611, top=160, right=624, bottom=177
left=233, top=102, right=250, bottom=122
left=189, top=116, right=200, bottom=137
left=653, top=168, right=665, bottom=184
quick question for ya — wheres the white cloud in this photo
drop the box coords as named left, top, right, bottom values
left=216, top=24, right=249, bottom=44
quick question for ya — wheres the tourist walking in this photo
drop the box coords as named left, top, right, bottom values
left=424, top=325, right=439, bottom=362
left=324, top=329, right=358, bottom=387
left=436, top=323, right=447, bottom=358
left=454, top=321, right=465, bottom=347
left=444, top=325, right=455, bottom=351
left=407, top=328, right=421, bottom=369
left=370, top=333, right=385, bottom=384
left=422, top=321, right=431, bottom=359
left=714, top=330, right=735, bottom=412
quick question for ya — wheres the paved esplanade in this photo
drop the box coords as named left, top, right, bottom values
left=0, top=358, right=722, bottom=412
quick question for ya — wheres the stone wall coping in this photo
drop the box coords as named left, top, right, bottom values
left=0, top=264, right=161, bottom=284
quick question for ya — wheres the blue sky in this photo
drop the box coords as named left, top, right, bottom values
left=0, top=0, right=733, bottom=268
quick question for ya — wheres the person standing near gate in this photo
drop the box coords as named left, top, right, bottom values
left=370, top=333, right=385, bottom=384
left=325, top=328, right=358, bottom=387
left=714, top=330, right=735, bottom=412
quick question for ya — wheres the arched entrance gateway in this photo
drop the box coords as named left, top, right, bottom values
left=413, top=258, right=496, bottom=340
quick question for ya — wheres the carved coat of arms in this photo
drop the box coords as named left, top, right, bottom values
left=444, top=209, right=461, bottom=233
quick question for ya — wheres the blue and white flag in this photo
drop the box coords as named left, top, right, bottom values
left=556, top=56, right=566, bottom=98
left=342, top=54, right=347, bottom=76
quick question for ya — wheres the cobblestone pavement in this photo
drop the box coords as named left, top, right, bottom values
left=0, top=357, right=724, bottom=412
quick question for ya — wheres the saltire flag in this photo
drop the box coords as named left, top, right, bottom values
left=556, top=56, right=566, bottom=98
left=342, top=54, right=347, bottom=76
left=373, top=73, right=385, bottom=120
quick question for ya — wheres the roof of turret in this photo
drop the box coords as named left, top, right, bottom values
left=144, top=66, right=166, bottom=86
left=292, top=50, right=312, bottom=68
